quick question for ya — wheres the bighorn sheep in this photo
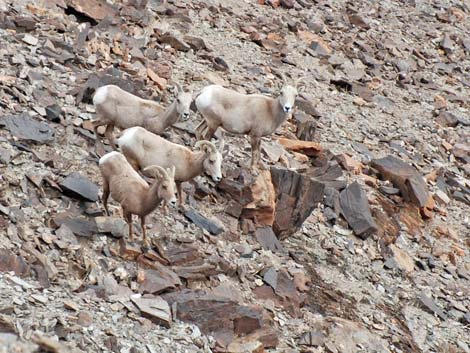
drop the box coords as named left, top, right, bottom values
left=92, top=83, right=192, bottom=150
left=99, top=151, right=177, bottom=246
left=195, top=75, right=303, bottom=171
left=118, top=126, right=223, bottom=206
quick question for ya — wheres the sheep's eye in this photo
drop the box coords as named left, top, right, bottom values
left=177, top=99, right=181, bottom=103
left=209, top=160, right=215, bottom=164
left=162, top=185, right=167, bottom=190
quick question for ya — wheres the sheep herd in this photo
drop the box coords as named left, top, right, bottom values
left=95, top=75, right=302, bottom=246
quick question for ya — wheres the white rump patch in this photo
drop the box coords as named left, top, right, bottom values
left=99, top=151, right=121, bottom=165
left=117, top=127, right=141, bottom=148
left=195, top=85, right=216, bottom=110
left=93, top=86, right=108, bottom=106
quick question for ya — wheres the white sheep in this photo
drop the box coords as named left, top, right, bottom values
left=195, top=74, right=303, bottom=171
left=118, top=126, right=223, bottom=206
left=99, top=151, right=177, bottom=246
left=92, top=83, right=192, bottom=150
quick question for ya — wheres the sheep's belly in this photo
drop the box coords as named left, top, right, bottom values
left=221, top=119, right=251, bottom=135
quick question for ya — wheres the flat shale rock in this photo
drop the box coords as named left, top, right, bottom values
left=226, top=339, right=264, bottom=353
left=339, top=181, right=377, bottom=239
left=371, top=155, right=433, bottom=213
left=66, top=0, right=117, bottom=22
left=95, top=216, right=127, bottom=238
left=60, top=172, right=99, bottom=202
left=184, top=208, right=225, bottom=235
left=418, top=293, right=447, bottom=320
left=277, top=137, right=323, bottom=157
left=75, top=70, right=144, bottom=104
left=0, top=249, right=29, bottom=276
left=2, top=115, right=54, bottom=144
left=131, top=296, right=172, bottom=328
left=51, top=212, right=98, bottom=237
left=162, top=290, right=271, bottom=348
left=137, top=266, right=181, bottom=294
left=159, top=33, right=191, bottom=52
left=254, top=227, right=285, bottom=253
left=294, top=111, right=317, bottom=141
left=270, top=167, right=325, bottom=239
left=315, top=317, right=391, bottom=353
left=385, top=244, right=414, bottom=272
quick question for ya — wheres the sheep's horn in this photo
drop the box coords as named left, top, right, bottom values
left=143, top=165, right=167, bottom=179
left=170, top=165, right=176, bottom=178
left=195, top=140, right=216, bottom=153
left=280, top=72, right=288, bottom=84
left=295, top=77, right=305, bottom=88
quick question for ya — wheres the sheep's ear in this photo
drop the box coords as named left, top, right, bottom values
left=174, top=82, right=183, bottom=94
left=218, top=138, right=225, bottom=153
left=170, top=166, right=176, bottom=178
left=280, top=72, right=288, bottom=85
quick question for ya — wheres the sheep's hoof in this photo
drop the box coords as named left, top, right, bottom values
left=142, top=240, right=151, bottom=251
left=250, top=165, right=260, bottom=176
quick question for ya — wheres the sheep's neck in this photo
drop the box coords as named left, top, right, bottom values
left=145, top=101, right=179, bottom=134
left=140, top=181, right=162, bottom=216
left=271, top=97, right=289, bottom=132
left=189, top=151, right=207, bottom=180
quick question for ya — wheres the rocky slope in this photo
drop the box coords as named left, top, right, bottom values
left=0, top=0, right=469, bottom=352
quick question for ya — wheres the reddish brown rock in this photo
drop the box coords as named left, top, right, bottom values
left=218, top=169, right=275, bottom=228
left=119, top=239, right=142, bottom=261
left=0, top=249, right=29, bottom=277
left=277, top=138, right=323, bottom=157
left=336, top=154, right=363, bottom=173
left=371, top=155, right=434, bottom=215
left=66, top=0, right=117, bottom=22
left=162, top=290, right=272, bottom=349
left=270, top=167, right=325, bottom=239
left=137, top=266, right=181, bottom=294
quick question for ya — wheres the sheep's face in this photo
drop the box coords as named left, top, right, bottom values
left=158, top=172, right=177, bottom=207
left=176, top=90, right=192, bottom=120
left=203, top=149, right=223, bottom=182
left=279, top=84, right=298, bottom=113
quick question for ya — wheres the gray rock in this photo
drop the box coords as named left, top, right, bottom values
left=60, top=172, right=99, bottom=202
left=339, top=181, right=378, bottom=239
left=2, top=115, right=54, bottom=144
left=184, top=208, right=225, bottom=235
left=418, top=293, right=447, bottom=320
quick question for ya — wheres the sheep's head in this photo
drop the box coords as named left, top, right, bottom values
left=195, top=140, right=223, bottom=183
left=278, top=74, right=304, bottom=113
left=174, top=83, right=192, bottom=120
left=144, top=165, right=177, bottom=207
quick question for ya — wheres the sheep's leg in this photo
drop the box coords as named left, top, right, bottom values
left=92, top=120, right=107, bottom=153
left=250, top=135, right=261, bottom=173
left=176, top=182, right=185, bottom=209
left=105, top=124, right=117, bottom=150
left=102, top=180, right=110, bottom=216
left=141, top=216, right=150, bottom=248
left=123, top=210, right=133, bottom=242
